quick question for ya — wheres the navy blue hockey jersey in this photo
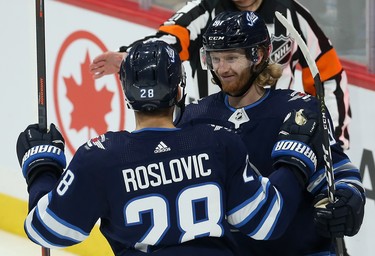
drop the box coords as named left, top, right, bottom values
left=178, top=89, right=364, bottom=255
left=25, top=123, right=304, bottom=255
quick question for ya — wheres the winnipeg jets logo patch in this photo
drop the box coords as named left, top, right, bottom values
left=288, top=91, right=311, bottom=102
left=210, top=124, right=233, bottom=132
left=154, top=141, right=171, bottom=153
left=86, top=134, right=106, bottom=150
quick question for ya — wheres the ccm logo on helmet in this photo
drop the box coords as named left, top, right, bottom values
left=209, top=36, right=224, bottom=40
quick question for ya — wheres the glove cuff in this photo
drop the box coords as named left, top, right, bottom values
left=26, top=162, right=64, bottom=187
left=22, top=145, right=66, bottom=178
left=272, top=140, right=317, bottom=175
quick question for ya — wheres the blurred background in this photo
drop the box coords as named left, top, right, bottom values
left=0, top=1, right=373, bottom=255
left=152, top=0, right=370, bottom=68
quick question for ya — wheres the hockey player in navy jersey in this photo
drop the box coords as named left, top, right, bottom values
left=177, top=11, right=366, bottom=255
left=90, top=0, right=351, bottom=151
left=17, top=41, right=323, bottom=255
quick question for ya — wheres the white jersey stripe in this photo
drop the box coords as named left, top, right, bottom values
left=249, top=189, right=283, bottom=240
left=25, top=207, right=56, bottom=248
left=227, top=177, right=270, bottom=227
left=25, top=193, right=88, bottom=246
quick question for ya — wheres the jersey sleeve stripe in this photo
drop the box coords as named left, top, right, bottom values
left=227, top=177, right=270, bottom=227
left=25, top=207, right=59, bottom=248
left=307, top=159, right=363, bottom=195
left=227, top=176, right=284, bottom=241
left=247, top=189, right=283, bottom=240
left=25, top=193, right=89, bottom=247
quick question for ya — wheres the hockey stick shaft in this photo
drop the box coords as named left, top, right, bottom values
left=41, top=247, right=51, bottom=256
left=275, top=11, right=344, bottom=256
left=36, top=0, right=50, bottom=254
left=36, top=0, right=47, bottom=133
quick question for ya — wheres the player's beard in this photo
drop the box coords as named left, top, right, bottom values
left=219, top=68, right=252, bottom=97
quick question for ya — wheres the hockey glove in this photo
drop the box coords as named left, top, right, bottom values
left=271, top=109, right=319, bottom=185
left=313, top=184, right=365, bottom=238
left=16, top=123, right=66, bottom=186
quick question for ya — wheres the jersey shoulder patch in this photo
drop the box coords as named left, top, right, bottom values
left=287, top=90, right=312, bottom=102
left=209, top=124, right=234, bottom=133
left=85, top=134, right=107, bottom=150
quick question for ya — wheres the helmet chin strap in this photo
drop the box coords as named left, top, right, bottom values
left=226, top=61, right=268, bottom=97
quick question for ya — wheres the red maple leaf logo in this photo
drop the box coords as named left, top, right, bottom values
left=64, top=51, right=114, bottom=136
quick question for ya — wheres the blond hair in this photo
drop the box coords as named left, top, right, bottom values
left=255, top=62, right=283, bottom=88
left=252, top=45, right=283, bottom=88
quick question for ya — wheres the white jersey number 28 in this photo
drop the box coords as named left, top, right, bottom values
left=124, top=183, right=223, bottom=252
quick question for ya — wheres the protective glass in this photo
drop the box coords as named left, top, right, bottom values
left=200, top=47, right=210, bottom=70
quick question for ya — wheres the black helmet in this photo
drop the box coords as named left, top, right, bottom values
left=120, top=41, right=185, bottom=111
left=201, top=11, right=271, bottom=68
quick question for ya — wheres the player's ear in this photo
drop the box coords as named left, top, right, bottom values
left=256, top=48, right=264, bottom=65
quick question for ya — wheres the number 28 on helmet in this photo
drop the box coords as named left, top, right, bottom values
left=120, top=41, right=186, bottom=111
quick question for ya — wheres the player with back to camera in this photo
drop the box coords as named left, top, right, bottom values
left=90, top=0, right=351, bottom=151
left=176, top=11, right=366, bottom=255
left=17, top=40, right=323, bottom=255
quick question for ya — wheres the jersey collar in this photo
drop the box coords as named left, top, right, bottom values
left=224, top=88, right=271, bottom=111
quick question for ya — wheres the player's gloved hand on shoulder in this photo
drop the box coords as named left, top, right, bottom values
left=271, top=109, right=321, bottom=186
left=16, top=123, right=66, bottom=187
left=313, top=184, right=365, bottom=238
